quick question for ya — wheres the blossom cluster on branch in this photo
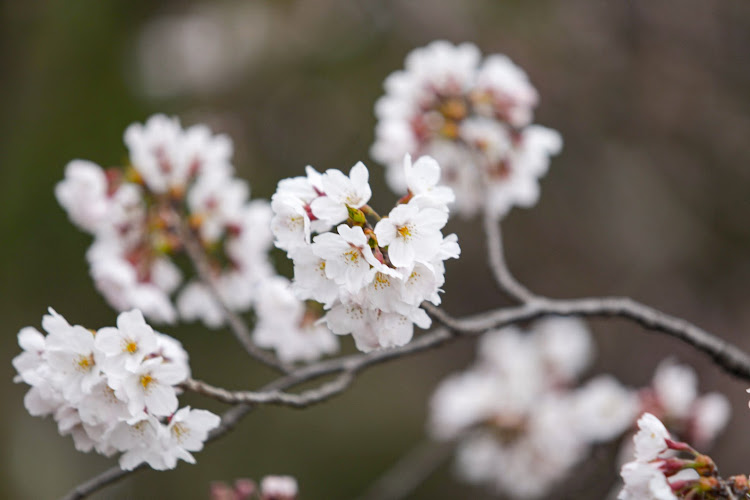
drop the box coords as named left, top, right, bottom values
left=429, top=319, right=730, bottom=499
left=12, top=309, right=220, bottom=471
left=56, top=114, right=275, bottom=327
left=372, top=40, right=562, bottom=219
left=270, top=154, right=459, bottom=351
left=619, top=413, right=749, bottom=499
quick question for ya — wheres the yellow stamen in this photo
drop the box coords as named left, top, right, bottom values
left=172, top=423, right=188, bottom=442
left=77, top=355, right=94, bottom=371
left=140, top=374, right=154, bottom=389
left=398, top=225, right=411, bottom=239
left=439, top=98, right=467, bottom=121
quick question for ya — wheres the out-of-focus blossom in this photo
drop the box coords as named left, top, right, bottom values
left=56, top=114, right=274, bottom=327
left=428, top=319, right=625, bottom=499
left=372, top=41, right=562, bottom=219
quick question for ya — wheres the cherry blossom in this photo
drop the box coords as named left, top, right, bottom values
left=253, top=276, right=338, bottom=363
left=372, top=40, right=562, bottom=219
left=56, top=114, right=274, bottom=327
left=271, top=155, right=458, bottom=352
left=12, top=309, right=218, bottom=472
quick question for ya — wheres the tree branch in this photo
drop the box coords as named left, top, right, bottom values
left=356, top=440, right=454, bottom=500
left=178, top=220, right=291, bottom=374
left=182, top=373, right=355, bottom=408
left=427, top=297, right=750, bottom=380
left=482, top=213, right=536, bottom=303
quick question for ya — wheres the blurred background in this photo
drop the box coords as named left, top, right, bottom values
left=2, top=0, right=750, bottom=498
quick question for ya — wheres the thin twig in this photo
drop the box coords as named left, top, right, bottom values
left=178, top=220, right=291, bottom=374
left=58, top=465, right=138, bottom=500
left=482, top=213, right=536, bottom=303
left=356, top=440, right=454, bottom=500
left=182, top=373, right=355, bottom=408
left=428, top=297, right=750, bottom=380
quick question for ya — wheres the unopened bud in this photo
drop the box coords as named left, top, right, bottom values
left=693, top=454, right=716, bottom=476
left=346, top=206, right=367, bottom=226
left=696, top=476, right=719, bottom=492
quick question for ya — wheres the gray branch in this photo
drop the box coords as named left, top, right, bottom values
left=356, top=440, right=454, bottom=500
left=482, top=213, right=536, bottom=303
left=178, top=220, right=291, bottom=374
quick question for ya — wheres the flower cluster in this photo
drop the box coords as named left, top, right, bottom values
left=618, top=413, right=747, bottom=500
left=428, top=320, right=730, bottom=499
left=429, top=318, right=619, bottom=499
left=371, top=40, right=562, bottom=219
left=56, top=114, right=274, bottom=326
left=12, top=308, right=220, bottom=470
left=211, top=475, right=299, bottom=500
left=271, top=155, right=459, bottom=352
left=252, top=276, right=339, bottom=364
left=636, top=360, right=730, bottom=450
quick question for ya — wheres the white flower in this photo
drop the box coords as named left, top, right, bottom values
left=633, top=413, right=671, bottom=462
left=653, top=360, right=697, bottom=419
left=453, top=395, right=586, bottom=499
left=76, top=379, right=132, bottom=426
left=12, top=327, right=47, bottom=385
left=372, top=309, right=429, bottom=349
left=311, top=225, right=383, bottom=294
left=691, top=392, right=730, bottom=447
left=87, top=247, right=178, bottom=324
left=95, top=309, right=159, bottom=373
left=154, top=331, right=190, bottom=367
left=324, top=302, right=377, bottom=351
left=403, top=40, right=480, bottom=95
left=374, top=203, right=447, bottom=268
left=260, top=475, right=298, bottom=500
left=483, top=125, right=562, bottom=218
left=271, top=194, right=313, bottom=251
left=475, top=54, right=538, bottom=128
left=325, top=302, right=428, bottom=352
left=227, top=199, right=275, bottom=275
left=534, top=317, right=593, bottom=385
left=402, top=154, right=454, bottom=210
left=176, top=282, right=224, bottom=329
left=162, top=406, right=221, bottom=467
left=310, top=162, right=372, bottom=225
left=289, top=245, right=340, bottom=308
left=55, top=160, right=111, bottom=233
left=43, top=310, right=102, bottom=404
left=109, top=414, right=168, bottom=470
left=188, top=172, right=249, bottom=243
left=618, top=461, right=677, bottom=500
left=573, top=375, right=638, bottom=443
left=400, top=262, right=441, bottom=306
left=124, top=114, right=232, bottom=194
left=111, top=356, right=188, bottom=417
left=253, top=277, right=338, bottom=364
left=429, top=369, right=499, bottom=440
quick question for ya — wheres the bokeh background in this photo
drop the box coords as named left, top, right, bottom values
left=2, top=1, right=750, bottom=498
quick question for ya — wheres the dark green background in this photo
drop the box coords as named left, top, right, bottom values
left=2, top=1, right=750, bottom=498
